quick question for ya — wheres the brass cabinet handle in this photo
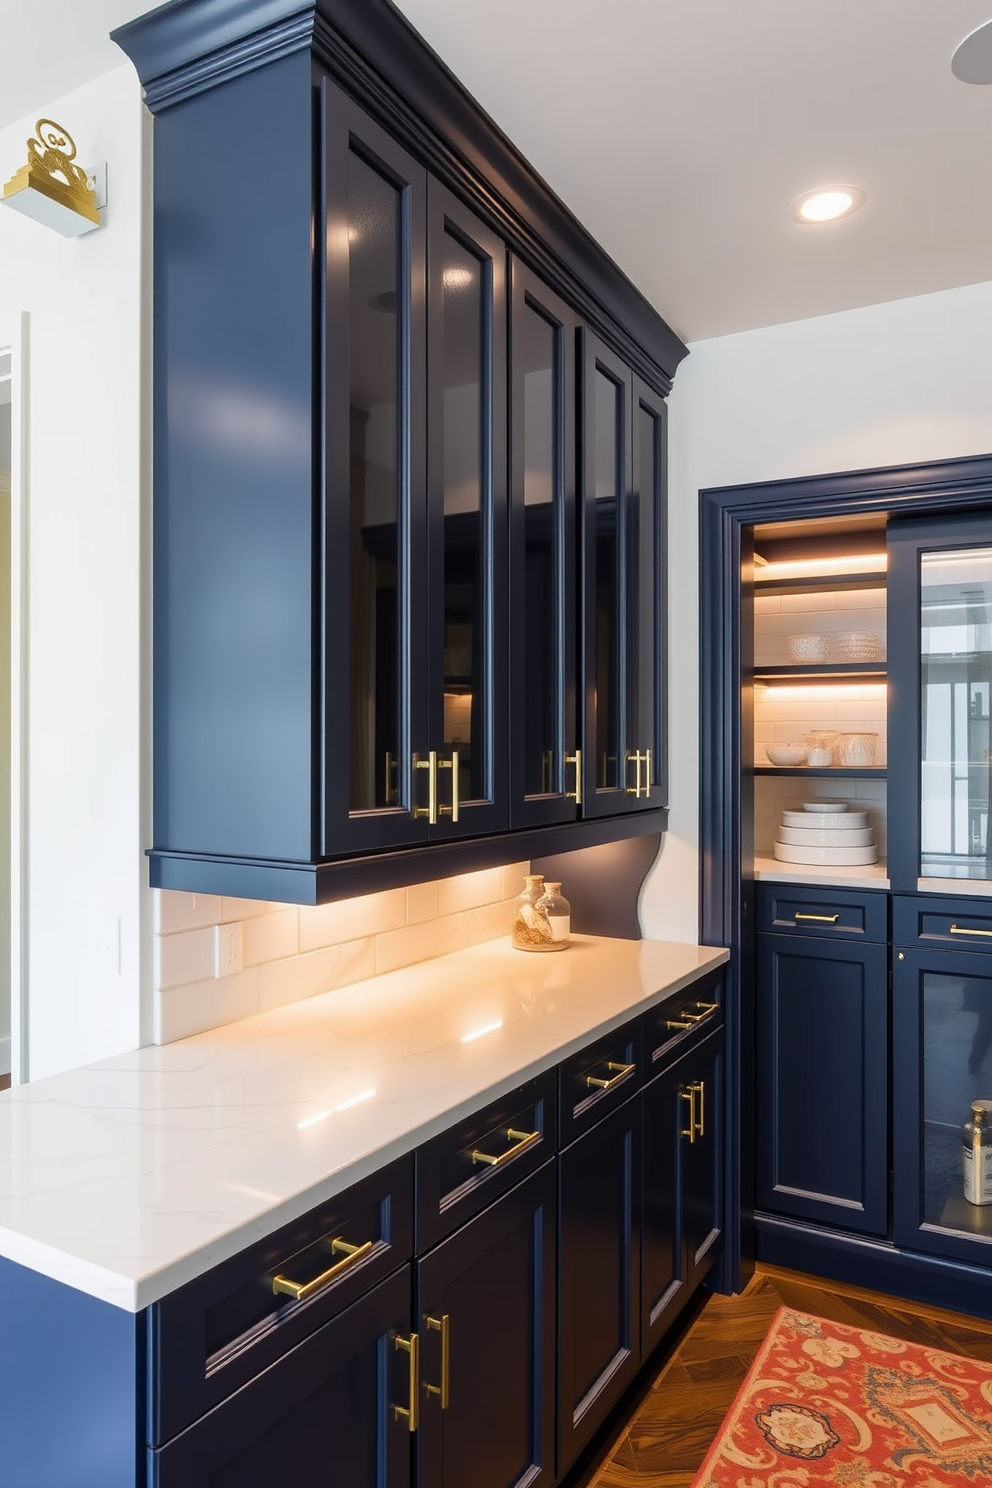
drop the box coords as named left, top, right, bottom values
left=272, top=1237, right=374, bottom=1302
left=393, top=1332, right=420, bottom=1432
left=794, top=912, right=840, bottom=924
left=565, top=748, right=582, bottom=805
left=414, top=751, right=438, bottom=823
left=680, top=1002, right=719, bottom=1023
left=585, top=1060, right=636, bottom=1091
left=625, top=749, right=644, bottom=797
left=680, top=1087, right=696, bottom=1143
left=666, top=1018, right=693, bottom=1031
left=950, top=923, right=992, bottom=938
left=471, top=1127, right=541, bottom=1168
left=425, top=1313, right=450, bottom=1409
left=438, top=749, right=459, bottom=823
left=690, top=1080, right=705, bottom=1138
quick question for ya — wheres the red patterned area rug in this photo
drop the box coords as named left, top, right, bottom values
left=691, top=1305, right=992, bottom=1486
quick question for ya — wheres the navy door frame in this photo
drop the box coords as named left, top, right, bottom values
left=699, top=451, right=992, bottom=1295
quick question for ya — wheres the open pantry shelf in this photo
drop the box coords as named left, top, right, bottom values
left=754, top=663, right=887, bottom=684
left=754, top=766, right=886, bottom=779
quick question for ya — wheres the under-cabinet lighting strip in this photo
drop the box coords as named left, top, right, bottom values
left=754, top=554, right=887, bottom=581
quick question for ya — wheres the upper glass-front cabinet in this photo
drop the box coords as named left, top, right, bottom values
left=889, top=515, right=992, bottom=889
left=581, top=332, right=667, bottom=817
left=323, top=89, right=506, bottom=854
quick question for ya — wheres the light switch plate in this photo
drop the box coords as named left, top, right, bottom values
left=214, top=922, right=244, bottom=979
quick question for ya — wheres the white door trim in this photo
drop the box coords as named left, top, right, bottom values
left=3, top=312, right=29, bottom=1084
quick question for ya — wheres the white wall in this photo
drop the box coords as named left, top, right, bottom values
left=0, top=64, right=149, bottom=1078
left=640, top=279, right=992, bottom=942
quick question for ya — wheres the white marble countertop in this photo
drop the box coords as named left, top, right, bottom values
left=753, top=855, right=890, bottom=890
left=0, top=935, right=727, bottom=1312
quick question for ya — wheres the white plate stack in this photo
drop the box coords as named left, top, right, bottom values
left=773, top=803, right=877, bottom=865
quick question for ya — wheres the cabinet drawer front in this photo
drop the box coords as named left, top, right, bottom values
left=641, top=968, right=723, bottom=1069
left=893, top=895, right=992, bottom=949
left=416, top=1070, right=556, bottom=1252
left=757, top=883, right=887, bottom=941
left=558, top=1017, right=642, bottom=1145
left=150, top=1155, right=414, bottom=1446
left=149, top=1266, right=412, bottom=1488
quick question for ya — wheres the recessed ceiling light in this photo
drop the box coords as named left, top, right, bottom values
left=952, top=19, right=992, bottom=84
left=790, top=185, right=865, bottom=224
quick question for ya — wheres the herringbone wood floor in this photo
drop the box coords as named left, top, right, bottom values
left=577, top=1265, right=992, bottom=1487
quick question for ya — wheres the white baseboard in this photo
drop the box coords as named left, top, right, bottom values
left=0, top=1037, right=10, bottom=1076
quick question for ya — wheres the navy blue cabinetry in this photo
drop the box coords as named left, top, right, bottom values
left=112, top=0, right=685, bottom=904
left=893, top=896, right=992, bottom=1269
left=756, top=885, right=888, bottom=1237
left=641, top=1025, right=724, bottom=1355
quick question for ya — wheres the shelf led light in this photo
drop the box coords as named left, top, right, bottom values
left=754, top=553, right=887, bottom=582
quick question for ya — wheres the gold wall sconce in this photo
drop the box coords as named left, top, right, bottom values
left=2, top=119, right=106, bottom=237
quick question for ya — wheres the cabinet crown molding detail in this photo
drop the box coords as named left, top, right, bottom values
left=112, top=0, right=686, bottom=387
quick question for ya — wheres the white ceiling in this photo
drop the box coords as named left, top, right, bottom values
left=1, top=0, right=990, bottom=342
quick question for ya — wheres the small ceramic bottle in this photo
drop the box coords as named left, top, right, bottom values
left=535, top=882, right=570, bottom=951
left=512, top=875, right=549, bottom=951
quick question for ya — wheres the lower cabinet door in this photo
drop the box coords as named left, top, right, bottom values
left=641, top=1026, right=724, bottom=1356
left=757, top=931, right=889, bottom=1236
left=557, top=1094, right=640, bottom=1474
left=416, top=1161, right=557, bottom=1488
left=149, top=1267, right=412, bottom=1488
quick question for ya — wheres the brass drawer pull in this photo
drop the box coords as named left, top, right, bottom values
left=680, top=1087, right=696, bottom=1144
left=794, top=912, right=840, bottom=924
left=425, top=1313, right=450, bottom=1408
left=666, top=1018, right=692, bottom=1031
left=272, top=1236, right=374, bottom=1302
left=585, top=1060, right=636, bottom=1091
left=393, top=1332, right=420, bottom=1432
left=565, top=748, right=582, bottom=804
left=950, top=923, right=992, bottom=938
left=471, top=1127, right=541, bottom=1168
left=680, top=1002, right=719, bottom=1023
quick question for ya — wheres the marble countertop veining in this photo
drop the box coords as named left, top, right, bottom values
left=0, top=935, right=728, bottom=1312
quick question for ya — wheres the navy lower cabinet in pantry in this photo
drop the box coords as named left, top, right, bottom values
left=755, top=884, right=889, bottom=1237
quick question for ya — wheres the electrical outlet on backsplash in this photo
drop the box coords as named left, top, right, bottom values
left=152, top=862, right=530, bottom=1045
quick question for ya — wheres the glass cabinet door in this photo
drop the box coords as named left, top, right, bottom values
left=508, top=261, right=577, bottom=827
left=629, top=378, right=667, bottom=810
left=894, top=945, right=992, bottom=1264
left=425, top=182, right=507, bottom=838
left=322, top=84, right=428, bottom=854
left=581, top=333, right=631, bottom=817
left=920, top=544, right=992, bottom=880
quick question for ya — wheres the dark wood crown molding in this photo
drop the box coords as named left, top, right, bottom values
left=111, top=0, right=687, bottom=388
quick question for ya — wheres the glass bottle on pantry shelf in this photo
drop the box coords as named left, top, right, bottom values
left=512, top=874, right=549, bottom=951
left=963, top=1100, right=992, bottom=1205
left=535, top=882, right=570, bottom=951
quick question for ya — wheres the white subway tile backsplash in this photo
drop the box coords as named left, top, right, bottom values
left=153, top=858, right=526, bottom=1043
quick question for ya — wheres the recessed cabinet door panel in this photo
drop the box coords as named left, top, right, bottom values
left=558, top=1096, right=640, bottom=1473
left=426, top=182, right=507, bottom=837
left=757, top=933, right=888, bottom=1236
left=509, top=262, right=578, bottom=827
left=629, top=379, right=667, bottom=810
left=322, top=83, right=429, bottom=855
left=150, top=1267, right=411, bottom=1488
left=582, top=332, right=632, bottom=817
left=641, top=1060, right=686, bottom=1353
left=416, top=1162, right=556, bottom=1488
left=681, top=1029, right=725, bottom=1296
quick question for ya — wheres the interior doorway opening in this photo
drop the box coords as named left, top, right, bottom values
left=0, top=349, right=10, bottom=1090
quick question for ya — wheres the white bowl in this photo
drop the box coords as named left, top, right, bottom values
left=782, top=809, right=869, bottom=830
left=764, top=743, right=807, bottom=766
left=803, top=802, right=847, bottom=812
left=778, top=825, right=874, bottom=847
left=786, top=633, right=830, bottom=663
left=773, top=842, right=878, bottom=865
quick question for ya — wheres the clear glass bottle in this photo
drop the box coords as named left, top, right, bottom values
left=535, top=882, right=570, bottom=951
left=512, top=874, right=548, bottom=951
left=963, top=1099, right=992, bottom=1205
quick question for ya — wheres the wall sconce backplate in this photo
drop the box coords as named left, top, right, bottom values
left=2, top=120, right=105, bottom=237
